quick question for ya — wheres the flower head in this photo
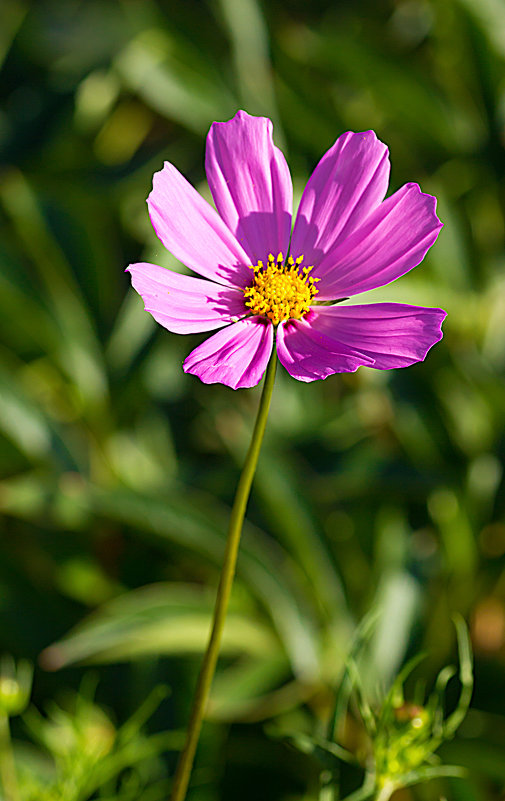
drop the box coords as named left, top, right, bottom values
left=128, top=111, right=445, bottom=389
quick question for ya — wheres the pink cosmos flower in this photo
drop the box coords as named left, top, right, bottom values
left=127, top=111, right=445, bottom=389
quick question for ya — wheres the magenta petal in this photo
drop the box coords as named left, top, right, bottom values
left=309, top=303, right=447, bottom=368
left=314, top=183, right=443, bottom=299
left=276, top=314, right=375, bottom=382
left=127, top=262, right=247, bottom=334
left=148, top=162, right=252, bottom=288
left=183, top=317, right=273, bottom=389
left=291, top=131, right=390, bottom=267
left=205, top=110, right=293, bottom=264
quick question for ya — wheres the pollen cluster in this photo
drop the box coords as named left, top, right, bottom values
left=243, top=252, right=319, bottom=326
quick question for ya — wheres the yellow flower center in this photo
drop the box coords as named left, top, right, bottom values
left=243, top=252, right=319, bottom=326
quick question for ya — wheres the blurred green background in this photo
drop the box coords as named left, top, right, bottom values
left=1, top=0, right=505, bottom=798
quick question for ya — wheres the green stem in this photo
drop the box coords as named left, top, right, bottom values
left=170, top=351, right=278, bottom=801
left=0, top=713, right=20, bottom=801
left=318, top=769, right=337, bottom=801
left=375, top=781, right=395, bottom=801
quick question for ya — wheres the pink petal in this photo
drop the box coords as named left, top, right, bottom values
left=290, top=131, right=390, bottom=267
left=313, top=183, right=443, bottom=299
left=183, top=317, right=273, bottom=389
left=276, top=313, right=375, bottom=383
left=205, top=110, right=293, bottom=264
left=308, top=303, right=447, bottom=368
left=127, top=262, right=247, bottom=334
left=148, top=162, right=252, bottom=288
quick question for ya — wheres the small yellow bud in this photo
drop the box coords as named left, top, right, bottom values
left=0, top=657, right=32, bottom=717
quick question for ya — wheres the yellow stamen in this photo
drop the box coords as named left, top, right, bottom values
left=243, top=253, right=319, bottom=326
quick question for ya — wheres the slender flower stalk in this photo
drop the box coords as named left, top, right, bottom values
left=0, top=658, right=32, bottom=801
left=170, top=350, right=277, bottom=801
left=0, top=713, right=20, bottom=801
